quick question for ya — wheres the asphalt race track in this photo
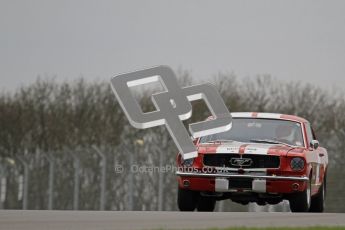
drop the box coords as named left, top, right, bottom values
left=1, top=211, right=345, bottom=230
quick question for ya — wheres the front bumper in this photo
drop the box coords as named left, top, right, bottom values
left=176, top=171, right=308, bottom=193
left=176, top=171, right=309, bottom=181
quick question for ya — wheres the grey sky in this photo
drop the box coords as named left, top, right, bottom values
left=1, top=0, right=345, bottom=91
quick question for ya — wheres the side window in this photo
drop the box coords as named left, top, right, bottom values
left=305, top=123, right=315, bottom=144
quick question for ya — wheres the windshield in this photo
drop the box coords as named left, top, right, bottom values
left=200, top=118, right=304, bottom=147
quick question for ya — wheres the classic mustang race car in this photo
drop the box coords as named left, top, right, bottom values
left=176, top=112, right=328, bottom=212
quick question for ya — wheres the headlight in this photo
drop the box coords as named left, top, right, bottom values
left=290, top=157, right=305, bottom=171
left=182, top=158, right=194, bottom=167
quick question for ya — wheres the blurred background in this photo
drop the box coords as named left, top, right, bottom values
left=0, top=75, right=344, bottom=212
left=0, top=0, right=345, bottom=212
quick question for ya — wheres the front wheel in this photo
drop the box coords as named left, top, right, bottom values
left=177, top=187, right=199, bottom=211
left=309, top=176, right=326, bottom=212
left=289, top=180, right=311, bottom=212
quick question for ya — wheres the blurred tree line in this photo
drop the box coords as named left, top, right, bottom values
left=0, top=72, right=344, bottom=212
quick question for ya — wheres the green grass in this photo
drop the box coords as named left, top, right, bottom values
left=204, top=227, right=345, bottom=230
left=154, top=227, right=345, bottom=230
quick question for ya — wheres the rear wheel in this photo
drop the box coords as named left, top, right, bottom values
left=309, top=176, right=326, bottom=212
left=177, top=187, right=199, bottom=211
left=197, top=196, right=216, bottom=212
left=289, top=179, right=311, bottom=212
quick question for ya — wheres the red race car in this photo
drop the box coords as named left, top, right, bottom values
left=176, top=112, right=328, bottom=212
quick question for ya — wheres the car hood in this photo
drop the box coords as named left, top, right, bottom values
left=197, top=141, right=296, bottom=156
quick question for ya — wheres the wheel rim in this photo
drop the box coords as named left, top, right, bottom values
left=307, top=181, right=311, bottom=208
left=322, top=183, right=325, bottom=208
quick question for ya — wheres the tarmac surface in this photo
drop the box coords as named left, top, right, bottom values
left=0, top=211, right=345, bottom=230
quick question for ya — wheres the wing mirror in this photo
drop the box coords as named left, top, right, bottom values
left=310, top=140, right=319, bottom=150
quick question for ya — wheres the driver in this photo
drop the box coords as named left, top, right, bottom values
left=275, top=124, right=297, bottom=145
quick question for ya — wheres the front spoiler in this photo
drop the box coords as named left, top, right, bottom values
left=176, top=171, right=309, bottom=181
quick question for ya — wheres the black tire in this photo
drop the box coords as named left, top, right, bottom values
left=177, top=187, right=199, bottom=211
left=289, top=179, right=311, bottom=212
left=309, top=176, right=326, bottom=212
left=197, top=196, right=216, bottom=212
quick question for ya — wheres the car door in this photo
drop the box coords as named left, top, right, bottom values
left=305, top=123, right=324, bottom=195
left=311, top=126, right=328, bottom=189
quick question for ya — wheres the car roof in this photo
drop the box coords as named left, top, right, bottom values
left=230, top=112, right=308, bottom=123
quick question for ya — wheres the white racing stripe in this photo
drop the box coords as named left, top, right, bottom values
left=256, top=113, right=282, bottom=119
left=231, top=112, right=282, bottom=119
left=231, top=112, right=253, bottom=118
left=244, top=144, right=272, bottom=155
left=215, top=178, right=229, bottom=192
left=252, top=179, right=266, bottom=193
left=215, top=142, right=243, bottom=153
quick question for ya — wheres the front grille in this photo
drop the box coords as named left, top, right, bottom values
left=203, top=154, right=280, bottom=169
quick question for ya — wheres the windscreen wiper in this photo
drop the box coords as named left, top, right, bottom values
left=250, top=139, right=292, bottom=147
